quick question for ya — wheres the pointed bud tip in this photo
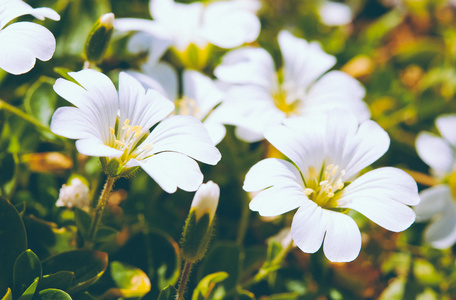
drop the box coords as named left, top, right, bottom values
left=191, top=181, right=220, bottom=222
left=100, top=13, right=115, bottom=27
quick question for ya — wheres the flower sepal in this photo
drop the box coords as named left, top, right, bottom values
left=100, top=157, right=139, bottom=179
left=180, top=209, right=213, bottom=262
left=83, top=13, right=115, bottom=64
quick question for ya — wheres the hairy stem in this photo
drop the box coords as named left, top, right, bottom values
left=176, top=260, right=193, bottom=300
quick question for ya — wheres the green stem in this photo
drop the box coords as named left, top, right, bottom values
left=0, top=98, right=53, bottom=134
left=85, top=176, right=116, bottom=248
left=176, top=260, right=193, bottom=300
left=236, top=193, right=250, bottom=246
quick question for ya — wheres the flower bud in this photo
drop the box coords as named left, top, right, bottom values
left=181, top=181, right=220, bottom=262
left=56, top=177, right=90, bottom=210
left=83, top=13, right=115, bottom=63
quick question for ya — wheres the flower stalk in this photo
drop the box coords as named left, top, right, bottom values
left=176, top=260, right=193, bottom=300
left=85, top=176, right=116, bottom=248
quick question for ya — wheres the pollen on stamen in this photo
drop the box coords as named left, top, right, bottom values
left=304, top=188, right=314, bottom=196
left=122, top=119, right=131, bottom=129
left=115, top=140, right=125, bottom=147
left=110, top=127, right=115, bottom=134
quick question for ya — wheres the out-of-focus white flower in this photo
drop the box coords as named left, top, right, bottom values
left=50, top=69, right=221, bottom=193
left=114, top=0, right=260, bottom=67
left=0, top=0, right=60, bottom=75
left=191, top=180, right=220, bottom=222
left=56, top=178, right=90, bottom=210
left=318, top=1, right=352, bottom=26
left=127, top=60, right=226, bottom=145
left=214, top=30, right=370, bottom=142
left=414, top=114, right=456, bottom=249
left=416, top=114, right=456, bottom=179
left=243, top=111, right=419, bottom=262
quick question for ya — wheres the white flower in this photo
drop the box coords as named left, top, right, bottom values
left=414, top=114, right=456, bottom=249
left=127, top=60, right=226, bottom=145
left=50, top=69, right=221, bottom=193
left=56, top=178, right=90, bottom=210
left=214, top=30, right=370, bottom=142
left=0, top=0, right=60, bottom=75
left=416, top=114, right=456, bottom=178
left=243, top=111, right=419, bottom=262
left=414, top=185, right=456, bottom=249
left=114, top=0, right=260, bottom=65
left=191, top=180, right=220, bottom=222
left=318, top=1, right=353, bottom=26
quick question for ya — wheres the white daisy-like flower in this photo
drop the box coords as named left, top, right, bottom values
left=0, top=0, right=60, bottom=75
left=56, top=177, right=90, bottom=210
left=214, top=30, right=370, bottom=142
left=243, top=111, right=419, bottom=262
left=318, top=1, right=353, bottom=26
left=415, top=114, right=456, bottom=179
left=127, top=60, right=226, bottom=145
left=414, top=114, right=456, bottom=249
left=50, top=69, right=221, bottom=193
left=114, top=0, right=260, bottom=66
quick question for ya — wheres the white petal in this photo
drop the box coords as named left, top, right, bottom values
left=416, top=132, right=454, bottom=175
left=415, top=185, right=452, bottom=222
left=147, top=115, right=221, bottom=165
left=50, top=107, right=101, bottom=140
left=323, top=211, right=361, bottom=262
left=278, top=30, right=336, bottom=94
left=234, top=126, right=264, bottom=143
left=291, top=201, right=328, bottom=253
left=114, top=18, right=169, bottom=38
left=305, top=71, right=370, bottom=122
left=75, top=139, right=123, bottom=157
left=339, top=167, right=419, bottom=232
left=203, top=120, right=226, bottom=145
left=436, top=114, right=456, bottom=147
left=0, top=22, right=55, bottom=74
left=0, top=0, right=59, bottom=29
left=424, top=206, right=456, bottom=249
left=318, top=1, right=352, bottom=26
left=129, top=32, right=172, bottom=63
left=215, top=47, right=277, bottom=90
left=183, top=70, right=223, bottom=118
left=243, top=158, right=303, bottom=192
left=202, top=1, right=260, bottom=48
left=141, top=61, right=178, bottom=100
left=118, top=72, right=174, bottom=131
left=139, top=152, right=203, bottom=193
left=125, top=70, right=172, bottom=99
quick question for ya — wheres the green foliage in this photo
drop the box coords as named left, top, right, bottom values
left=107, top=261, right=151, bottom=298
left=157, top=285, right=177, bottom=300
left=13, top=250, right=42, bottom=297
left=192, top=272, right=228, bottom=300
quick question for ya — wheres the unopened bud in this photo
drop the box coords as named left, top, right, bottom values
left=83, top=13, right=115, bottom=63
left=181, top=181, right=220, bottom=262
left=56, top=177, right=90, bottom=210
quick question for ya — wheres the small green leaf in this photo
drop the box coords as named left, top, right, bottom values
left=109, top=261, right=151, bottom=298
left=23, top=77, right=58, bottom=127
left=74, top=208, right=91, bottom=239
left=41, top=249, right=108, bottom=294
left=37, top=271, right=74, bottom=291
left=1, top=289, right=12, bottom=300
left=36, top=289, right=72, bottom=300
left=158, top=285, right=177, bottom=300
left=0, top=196, right=27, bottom=292
left=71, top=292, right=95, bottom=300
left=17, top=277, right=39, bottom=300
left=13, top=249, right=42, bottom=297
left=95, top=226, right=118, bottom=243
left=192, top=272, right=228, bottom=300
left=0, top=152, right=14, bottom=185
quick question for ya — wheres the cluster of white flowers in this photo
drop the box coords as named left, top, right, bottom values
left=3, top=0, right=428, bottom=263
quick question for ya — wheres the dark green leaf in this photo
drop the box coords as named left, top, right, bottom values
left=37, top=271, right=74, bottom=291
left=0, top=196, right=27, bottom=292
left=41, top=250, right=108, bottom=294
left=13, top=249, right=42, bottom=297
left=95, top=226, right=118, bottom=243
left=23, top=77, right=58, bottom=127
left=74, top=207, right=91, bottom=239
left=157, top=285, right=177, bottom=300
left=1, top=288, right=12, bottom=300
left=0, top=152, right=15, bottom=185
left=17, top=277, right=39, bottom=300
left=36, top=289, right=72, bottom=300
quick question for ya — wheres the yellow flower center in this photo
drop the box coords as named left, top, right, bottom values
left=273, top=89, right=300, bottom=117
left=109, top=118, right=153, bottom=164
left=448, top=170, right=456, bottom=200
left=304, top=164, right=346, bottom=209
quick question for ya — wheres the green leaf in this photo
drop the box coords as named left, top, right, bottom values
left=199, top=242, right=240, bottom=292
left=13, top=249, right=42, bottom=297
left=109, top=261, right=151, bottom=298
left=1, top=288, right=12, bottom=300
left=23, top=77, right=57, bottom=127
left=41, top=249, right=108, bottom=294
left=17, top=277, right=39, bottom=300
left=0, top=152, right=14, bottom=185
left=0, top=196, right=27, bottom=293
left=74, top=207, right=91, bottom=239
left=70, top=292, right=95, bottom=300
left=238, top=290, right=256, bottom=300
left=36, top=289, right=72, bottom=300
left=192, top=272, right=228, bottom=300
left=157, top=285, right=177, bottom=300
left=37, top=271, right=74, bottom=291
left=95, top=226, right=118, bottom=243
